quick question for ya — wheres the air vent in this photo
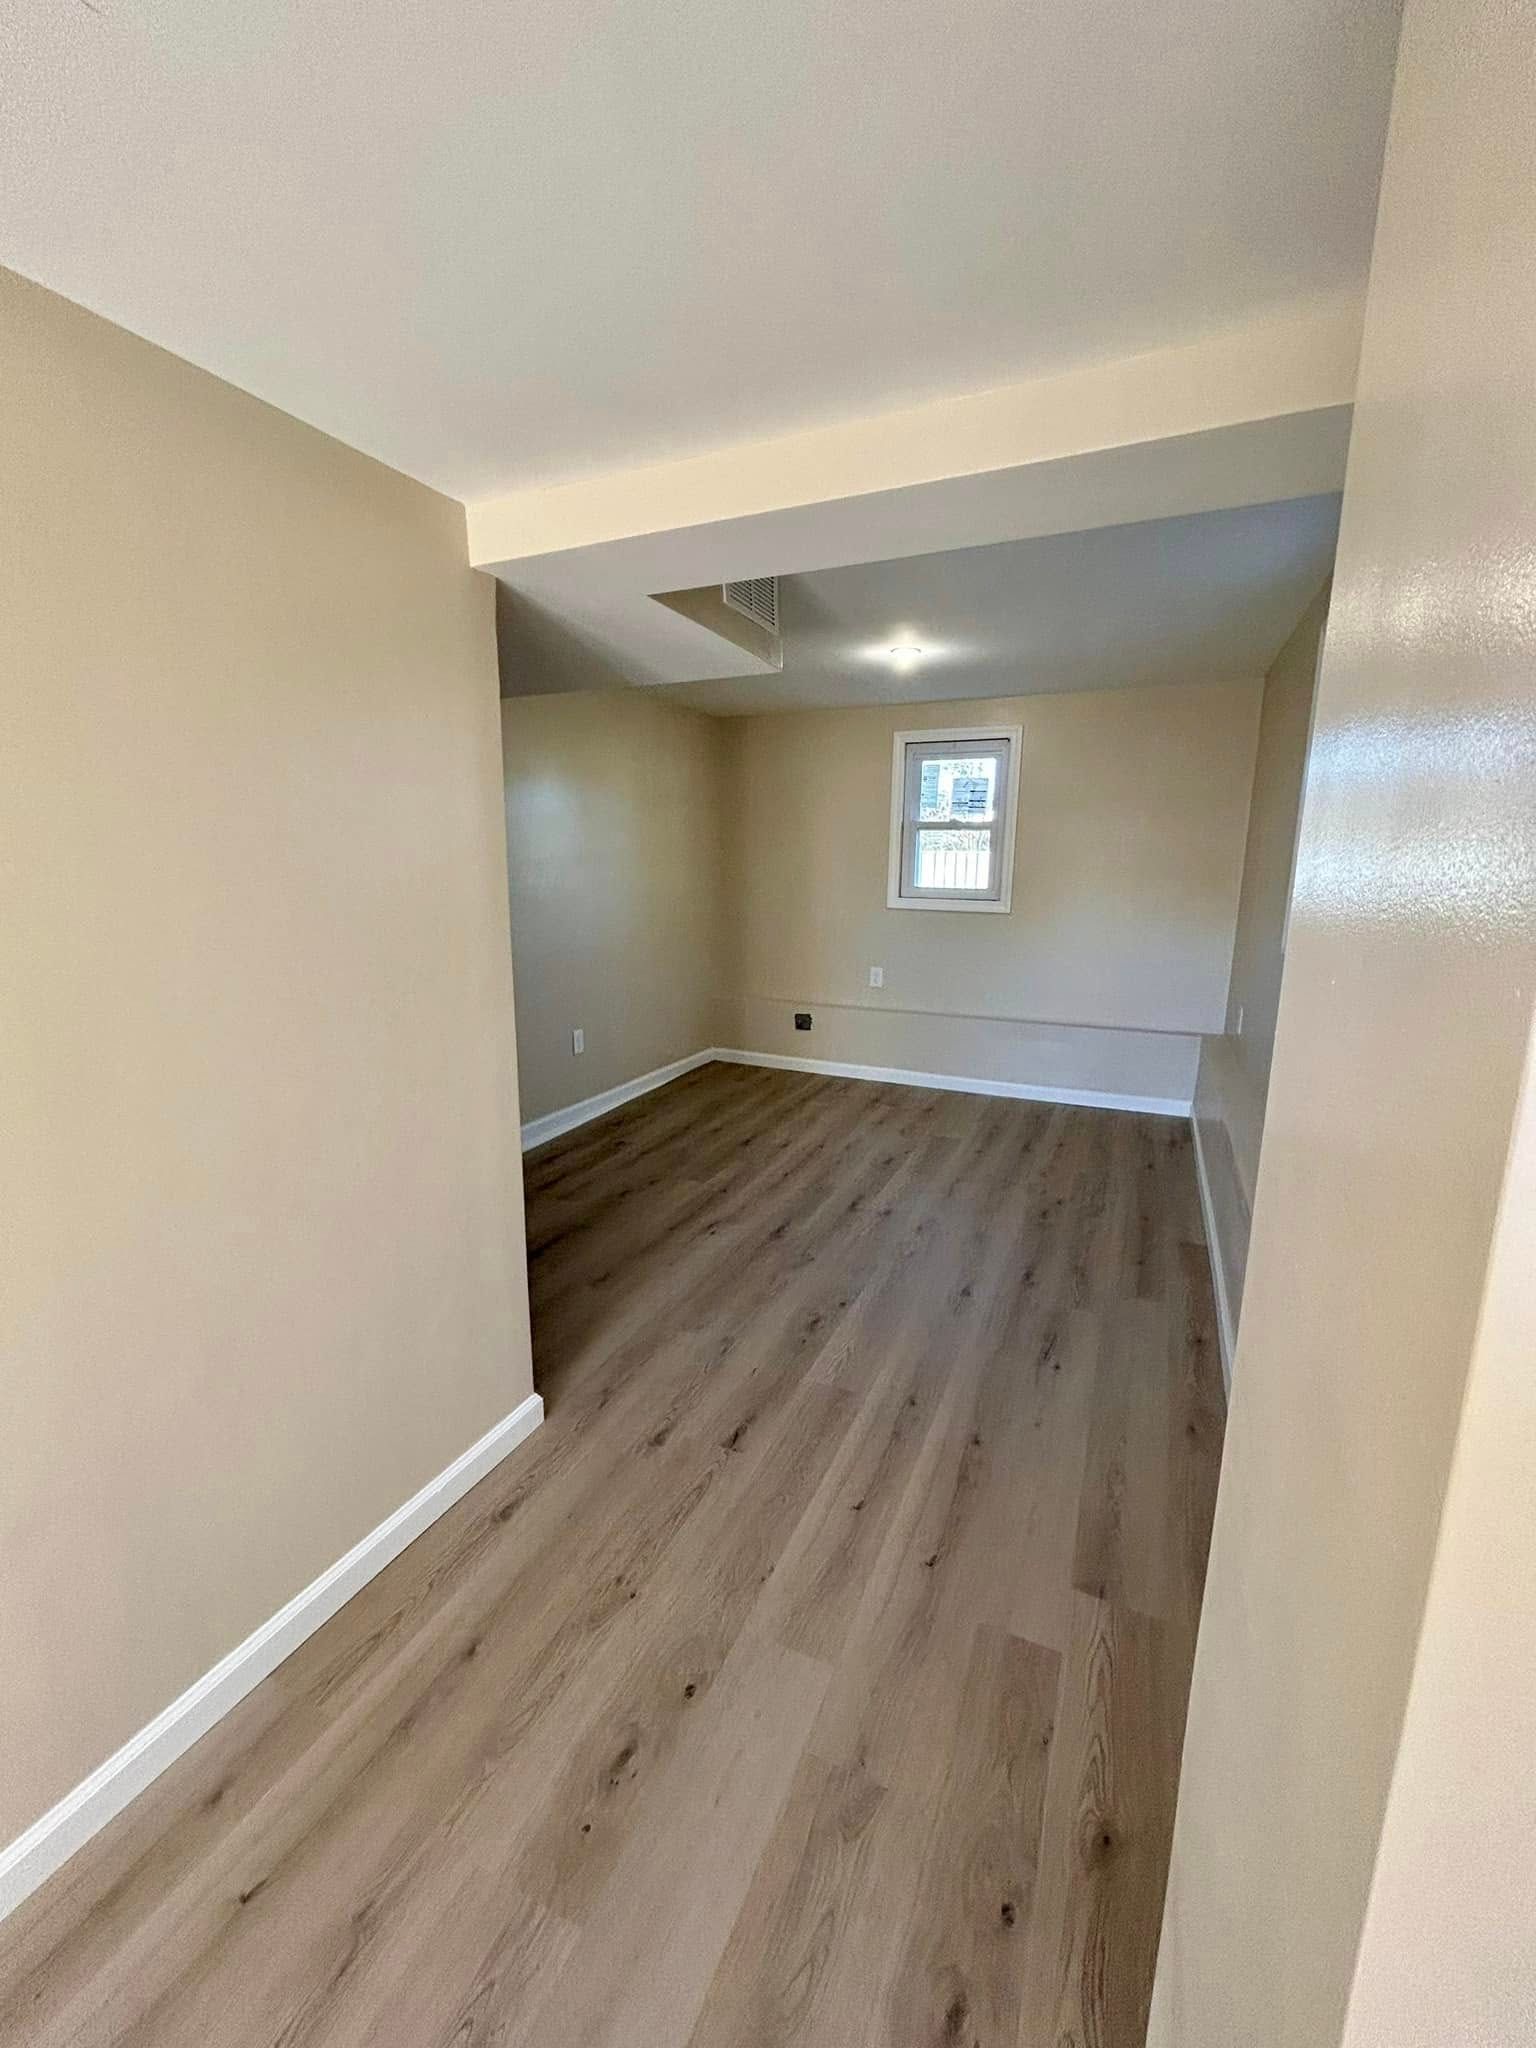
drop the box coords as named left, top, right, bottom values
left=721, top=577, right=779, bottom=634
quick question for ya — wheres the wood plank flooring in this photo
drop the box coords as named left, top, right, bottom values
left=0, top=1061, right=1225, bottom=2047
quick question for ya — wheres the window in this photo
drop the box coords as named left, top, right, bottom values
left=887, top=725, right=1021, bottom=912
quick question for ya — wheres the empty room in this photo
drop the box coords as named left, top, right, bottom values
left=4, top=2, right=1534, bottom=2045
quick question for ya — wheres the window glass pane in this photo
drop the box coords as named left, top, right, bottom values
left=916, top=753, right=999, bottom=824
left=913, top=827, right=992, bottom=892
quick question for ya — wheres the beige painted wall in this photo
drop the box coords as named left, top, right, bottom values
left=0, top=270, right=532, bottom=1847
left=1340, top=1020, right=1536, bottom=2046
left=718, top=680, right=1261, bottom=1104
left=1220, top=582, right=1328, bottom=1174
left=1150, top=0, right=1536, bottom=2035
left=1191, top=585, right=1328, bottom=1340
left=502, top=690, right=726, bottom=1124
left=1187, top=1044, right=1250, bottom=1366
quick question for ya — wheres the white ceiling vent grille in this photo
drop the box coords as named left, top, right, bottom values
left=722, top=577, right=779, bottom=634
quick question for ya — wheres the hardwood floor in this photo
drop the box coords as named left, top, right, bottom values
left=0, top=1062, right=1224, bottom=2047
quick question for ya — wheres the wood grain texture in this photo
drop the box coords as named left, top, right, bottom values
left=882, top=1625, right=1059, bottom=2048
left=1074, top=1302, right=1170, bottom=1616
left=1020, top=1594, right=1185, bottom=2048
left=0, top=1062, right=1225, bottom=2048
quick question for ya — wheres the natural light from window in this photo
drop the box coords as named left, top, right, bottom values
left=914, top=754, right=998, bottom=890
left=888, top=726, right=1021, bottom=913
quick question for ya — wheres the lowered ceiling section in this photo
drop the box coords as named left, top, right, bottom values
left=471, top=302, right=1359, bottom=692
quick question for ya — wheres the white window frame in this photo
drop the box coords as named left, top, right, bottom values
left=886, top=724, right=1022, bottom=913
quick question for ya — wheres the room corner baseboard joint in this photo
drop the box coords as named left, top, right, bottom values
left=520, top=1049, right=717, bottom=1151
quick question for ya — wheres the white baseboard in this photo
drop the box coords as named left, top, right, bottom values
left=1190, top=1114, right=1237, bottom=1393
left=520, top=1047, right=1191, bottom=1153
left=520, top=1049, right=716, bottom=1151
left=0, top=1391, right=544, bottom=1925
left=711, top=1046, right=1192, bottom=1119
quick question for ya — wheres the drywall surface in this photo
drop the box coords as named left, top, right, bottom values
left=719, top=1001, right=1199, bottom=1106
left=502, top=690, right=727, bottom=1122
left=1191, top=584, right=1328, bottom=1339
left=1339, top=1025, right=1536, bottom=2046
left=0, top=269, right=532, bottom=1847
left=1218, top=583, right=1329, bottom=1189
left=1190, top=1038, right=1251, bottom=1347
left=1150, top=0, right=1536, bottom=2035
left=718, top=681, right=1259, bottom=1101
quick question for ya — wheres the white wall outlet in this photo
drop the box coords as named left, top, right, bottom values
left=868, top=965, right=884, bottom=988
left=572, top=1027, right=585, bottom=1055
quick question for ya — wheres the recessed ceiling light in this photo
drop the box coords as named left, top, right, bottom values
left=888, top=643, right=924, bottom=668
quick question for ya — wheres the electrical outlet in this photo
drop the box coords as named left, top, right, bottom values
left=868, top=965, right=884, bottom=988
left=794, top=1012, right=812, bottom=1031
left=572, top=1027, right=585, bottom=1055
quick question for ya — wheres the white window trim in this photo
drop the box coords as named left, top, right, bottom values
left=886, top=724, right=1022, bottom=913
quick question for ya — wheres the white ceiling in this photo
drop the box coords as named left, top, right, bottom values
left=1, top=0, right=1400, bottom=499
left=657, top=496, right=1340, bottom=715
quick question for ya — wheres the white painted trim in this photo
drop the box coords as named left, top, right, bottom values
left=520, top=1049, right=716, bottom=1151
left=0, top=1392, right=544, bottom=1924
left=1190, top=1113, right=1238, bottom=1393
left=712, top=1047, right=1190, bottom=1118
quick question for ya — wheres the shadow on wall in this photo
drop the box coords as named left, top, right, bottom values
left=1189, top=580, right=1331, bottom=1382
left=495, top=581, right=634, bottom=699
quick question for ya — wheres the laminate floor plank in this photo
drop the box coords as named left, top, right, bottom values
left=1017, top=1593, right=1185, bottom=2048
left=0, top=1064, right=1224, bottom=2048
left=1007, top=1310, right=1100, bottom=1654
left=507, top=1381, right=857, bottom=1923
left=684, top=1751, right=887, bottom=2048
left=1073, top=1301, right=1172, bottom=1617
left=501, top=1635, right=832, bottom=2048
left=881, top=1624, right=1060, bottom=2048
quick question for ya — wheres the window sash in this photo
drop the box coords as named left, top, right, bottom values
left=899, top=739, right=1011, bottom=901
left=910, top=825, right=996, bottom=896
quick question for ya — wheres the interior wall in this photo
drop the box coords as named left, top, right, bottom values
left=1221, top=581, right=1329, bottom=1145
left=1339, top=1019, right=1536, bottom=2046
left=1149, top=0, right=1536, bottom=2032
left=717, top=680, right=1261, bottom=1105
left=1191, top=583, right=1329, bottom=1346
left=501, top=689, right=727, bottom=1125
left=0, top=269, right=533, bottom=1849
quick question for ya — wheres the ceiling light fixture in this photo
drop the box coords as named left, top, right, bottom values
left=888, top=643, right=924, bottom=670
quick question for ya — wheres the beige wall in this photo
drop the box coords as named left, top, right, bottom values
left=1221, top=582, right=1329, bottom=1169
left=1150, top=0, right=1536, bottom=2034
left=0, top=270, right=533, bottom=1847
left=1340, top=1021, right=1536, bottom=2045
left=500, top=678, right=1259, bottom=1120
left=502, top=690, right=726, bottom=1124
left=1191, top=585, right=1328, bottom=1344
left=718, top=680, right=1261, bottom=1104
left=1187, top=1043, right=1251, bottom=1367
